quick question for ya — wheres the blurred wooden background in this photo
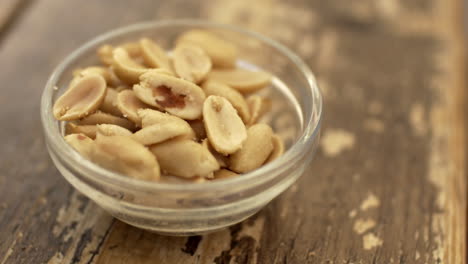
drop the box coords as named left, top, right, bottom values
left=0, top=0, right=465, bottom=263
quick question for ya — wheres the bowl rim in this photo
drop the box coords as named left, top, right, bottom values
left=41, top=19, right=322, bottom=192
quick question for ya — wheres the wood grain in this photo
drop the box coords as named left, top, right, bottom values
left=0, top=0, right=464, bottom=263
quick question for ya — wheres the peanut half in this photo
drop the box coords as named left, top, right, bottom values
left=76, top=111, right=136, bottom=131
left=208, top=68, right=272, bottom=93
left=116, top=90, right=152, bottom=126
left=150, top=138, right=219, bottom=178
left=265, top=134, right=285, bottom=163
left=203, top=95, right=247, bottom=155
left=202, top=139, right=229, bottom=168
left=134, top=72, right=206, bottom=120
left=213, top=169, right=238, bottom=180
left=97, top=44, right=114, bottom=66
left=53, top=74, right=107, bottom=121
left=202, top=80, right=250, bottom=123
left=64, top=133, right=94, bottom=158
left=119, top=42, right=142, bottom=58
left=99, top=88, right=122, bottom=117
left=92, top=135, right=160, bottom=181
left=96, top=124, right=133, bottom=137
left=137, top=109, right=195, bottom=139
left=74, top=66, right=121, bottom=87
left=246, top=95, right=271, bottom=125
left=229, top=123, right=274, bottom=173
left=177, top=30, right=237, bottom=68
left=173, top=44, right=212, bottom=83
left=132, top=121, right=194, bottom=146
left=112, top=47, right=148, bottom=84
left=140, top=38, right=172, bottom=71
left=66, top=123, right=97, bottom=139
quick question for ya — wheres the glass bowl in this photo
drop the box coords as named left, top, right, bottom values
left=40, top=20, right=322, bottom=236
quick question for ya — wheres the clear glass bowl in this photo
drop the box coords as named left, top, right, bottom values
left=40, top=20, right=322, bottom=236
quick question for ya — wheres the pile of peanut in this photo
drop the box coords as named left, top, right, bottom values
left=53, top=30, right=284, bottom=182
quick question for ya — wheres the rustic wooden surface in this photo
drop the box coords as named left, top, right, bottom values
left=0, top=0, right=465, bottom=263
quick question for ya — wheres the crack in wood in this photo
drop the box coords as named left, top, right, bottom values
left=181, top=235, right=202, bottom=256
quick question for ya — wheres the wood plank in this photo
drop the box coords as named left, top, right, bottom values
left=0, top=0, right=464, bottom=263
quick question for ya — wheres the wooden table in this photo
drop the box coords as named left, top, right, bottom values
left=0, top=0, right=465, bottom=263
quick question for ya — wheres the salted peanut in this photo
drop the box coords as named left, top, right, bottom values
left=114, top=84, right=131, bottom=92
left=66, top=123, right=97, bottom=139
left=116, top=90, right=151, bottom=126
left=188, top=119, right=206, bottom=141
left=213, top=169, right=238, bottom=179
left=119, top=42, right=141, bottom=58
left=92, top=135, right=160, bottom=181
left=173, top=44, right=212, bottom=83
left=137, top=109, right=195, bottom=139
left=201, top=139, right=229, bottom=167
left=96, top=124, right=133, bottom=137
left=208, top=68, right=272, bottom=93
left=265, top=134, right=285, bottom=163
left=76, top=111, right=136, bottom=131
left=229, top=123, right=274, bottom=173
left=133, top=72, right=206, bottom=120
left=202, top=80, right=250, bottom=123
left=203, top=96, right=247, bottom=154
left=149, top=138, right=219, bottom=178
left=147, top=68, right=175, bottom=77
left=53, top=75, right=107, bottom=121
left=74, top=66, right=121, bottom=87
left=132, top=121, right=194, bottom=145
left=97, top=44, right=114, bottom=66
left=99, top=88, right=122, bottom=116
left=112, top=47, right=148, bottom=84
left=139, top=38, right=172, bottom=71
left=177, top=30, right=237, bottom=68
left=246, top=95, right=272, bottom=125
left=64, top=133, right=94, bottom=158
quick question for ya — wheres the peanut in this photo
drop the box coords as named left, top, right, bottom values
left=132, top=121, right=194, bottom=145
left=203, top=95, right=247, bottom=155
left=149, top=138, right=219, bottom=178
left=53, top=74, right=107, bottom=121
left=208, top=68, right=271, bottom=93
left=119, top=42, right=142, bottom=58
left=97, top=44, right=114, bottom=66
left=64, top=133, right=94, bottom=158
left=265, top=134, right=285, bottom=163
left=246, top=95, right=271, bottom=125
left=76, top=111, right=136, bottom=131
left=213, top=169, right=238, bottom=179
left=133, top=72, right=205, bottom=120
left=201, top=139, right=229, bottom=168
left=139, top=38, right=172, bottom=71
left=65, top=123, right=97, bottom=139
left=92, top=134, right=160, bottom=181
left=96, top=124, right=133, bottom=137
left=202, top=80, right=250, bottom=123
left=116, top=90, right=151, bottom=126
left=137, top=109, right=195, bottom=139
left=112, top=47, right=148, bottom=84
left=229, top=123, right=274, bottom=173
left=74, top=66, right=121, bottom=87
left=177, top=30, right=237, bottom=68
left=173, top=44, right=212, bottom=83
left=99, top=88, right=122, bottom=116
